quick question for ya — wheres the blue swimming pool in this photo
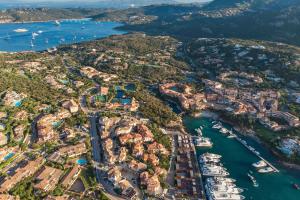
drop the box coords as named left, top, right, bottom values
left=14, top=100, right=22, bottom=107
left=4, top=152, right=15, bottom=160
left=76, top=158, right=87, bottom=165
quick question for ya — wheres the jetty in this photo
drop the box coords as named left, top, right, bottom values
left=235, top=137, right=279, bottom=173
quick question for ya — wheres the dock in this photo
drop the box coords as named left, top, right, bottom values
left=235, top=137, right=279, bottom=173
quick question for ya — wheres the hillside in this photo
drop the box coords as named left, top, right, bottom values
left=0, top=8, right=106, bottom=23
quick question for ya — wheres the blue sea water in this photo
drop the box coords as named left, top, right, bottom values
left=184, top=116, right=300, bottom=200
left=0, top=19, right=125, bottom=52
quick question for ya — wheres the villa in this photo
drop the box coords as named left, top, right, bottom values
left=2, top=91, right=26, bottom=107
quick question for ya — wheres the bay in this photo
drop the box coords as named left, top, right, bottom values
left=0, top=19, right=125, bottom=52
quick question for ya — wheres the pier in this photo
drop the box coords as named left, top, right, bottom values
left=235, top=137, right=279, bottom=173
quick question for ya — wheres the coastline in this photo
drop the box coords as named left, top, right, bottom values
left=0, top=17, right=91, bottom=25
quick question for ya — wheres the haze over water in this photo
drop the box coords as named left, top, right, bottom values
left=0, top=19, right=125, bottom=52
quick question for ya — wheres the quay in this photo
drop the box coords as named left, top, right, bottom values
left=235, top=137, right=279, bottom=173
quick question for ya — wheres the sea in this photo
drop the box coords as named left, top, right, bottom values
left=0, top=19, right=126, bottom=52
left=184, top=116, right=300, bottom=200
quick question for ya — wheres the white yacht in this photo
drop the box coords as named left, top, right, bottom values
left=208, top=185, right=243, bottom=194
left=202, top=165, right=229, bottom=177
left=227, top=133, right=237, bottom=138
left=258, top=167, right=274, bottom=173
left=212, top=123, right=222, bottom=129
left=202, top=153, right=222, bottom=159
left=195, top=137, right=213, bottom=148
left=208, top=177, right=236, bottom=183
left=199, top=156, right=220, bottom=164
left=14, top=28, right=28, bottom=33
left=55, top=20, right=61, bottom=26
left=206, top=179, right=236, bottom=188
left=207, top=191, right=245, bottom=200
left=220, top=128, right=229, bottom=134
left=252, top=160, right=267, bottom=168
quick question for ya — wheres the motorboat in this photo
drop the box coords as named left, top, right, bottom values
left=195, top=137, right=213, bottom=148
left=55, top=20, right=60, bottom=26
left=247, top=173, right=259, bottom=187
left=32, top=32, right=39, bottom=40
left=252, top=160, right=267, bottom=168
left=14, top=28, right=28, bottom=33
left=293, top=183, right=300, bottom=190
left=258, top=167, right=274, bottom=173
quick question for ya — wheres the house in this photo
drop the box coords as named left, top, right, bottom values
left=118, top=179, right=137, bottom=200
left=145, top=175, right=162, bottom=196
left=61, top=165, right=81, bottom=189
left=107, top=166, right=122, bottom=185
left=118, top=147, right=128, bottom=162
left=0, top=194, right=19, bottom=200
left=136, top=124, right=154, bottom=142
left=128, top=159, right=147, bottom=172
left=100, top=86, right=109, bottom=96
left=0, top=132, right=8, bottom=146
left=62, top=99, right=79, bottom=113
left=132, top=142, right=144, bottom=157
left=34, top=166, right=63, bottom=192
left=143, top=153, right=159, bottom=166
left=13, top=125, right=25, bottom=142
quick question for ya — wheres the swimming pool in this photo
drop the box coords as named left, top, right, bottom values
left=76, top=158, right=87, bottom=165
left=4, top=152, right=15, bottom=160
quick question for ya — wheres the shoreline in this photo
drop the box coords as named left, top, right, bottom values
left=0, top=17, right=91, bottom=25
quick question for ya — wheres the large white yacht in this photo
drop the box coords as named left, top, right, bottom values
left=201, top=153, right=222, bottom=159
left=258, top=167, right=274, bottom=173
left=199, top=156, right=220, bottom=164
left=207, top=177, right=236, bottom=183
left=202, top=165, right=229, bottom=177
left=208, top=185, right=243, bottom=194
left=195, top=137, right=213, bottom=148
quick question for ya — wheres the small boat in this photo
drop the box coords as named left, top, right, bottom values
left=55, top=20, right=60, bottom=26
left=247, top=173, right=259, bottom=187
left=258, top=167, right=274, bottom=173
left=228, top=133, right=237, bottom=138
left=14, top=28, right=28, bottom=33
left=195, top=128, right=203, bottom=136
left=212, top=123, right=222, bottom=129
left=252, top=160, right=267, bottom=168
left=293, top=183, right=300, bottom=190
left=195, top=137, right=213, bottom=148
left=37, top=30, right=43, bottom=34
left=32, top=32, right=39, bottom=40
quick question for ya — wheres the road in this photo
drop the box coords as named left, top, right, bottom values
left=89, top=114, right=125, bottom=200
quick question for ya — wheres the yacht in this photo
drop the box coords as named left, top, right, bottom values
left=208, top=185, right=243, bottom=194
left=14, top=28, right=28, bottom=33
left=206, top=179, right=236, bottom=188
left=252, top=160, right=267, bottom=168
left=202, top=153, right=222, bottom=159
left=227, top=133, right=237, bottom=138
left=207, top=191, right=245, bottom=200
left=247, top=173, right=259, bottom=187
left=212, top=123, right=222, bottom=129
left=202, top=165, right=229, bottom=177
left=199, top=156, right=220, bottom=164
left=208, top=177, right=236, bottom=183
left=220, top=128, right=229, bottom=134
left=32, top=32, right=39, bottom=40
left=258, top=167, right=274, bottom=173
left=195, top=137, right=213, bottom=148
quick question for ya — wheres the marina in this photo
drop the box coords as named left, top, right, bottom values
left=184, top=116, right=300, bottom=200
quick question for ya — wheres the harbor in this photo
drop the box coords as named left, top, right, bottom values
left=184, top=116, right=300, bottom=200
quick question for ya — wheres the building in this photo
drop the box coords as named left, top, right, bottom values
left=62, top=99, right=79, bottom=113
left=34, top=166, right=63, bottom=192
left=61, top=165, right=81, bottom=189
left=0, top=157, right=44, bottom=192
